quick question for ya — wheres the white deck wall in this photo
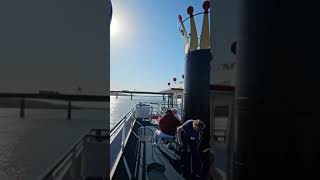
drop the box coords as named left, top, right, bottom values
left=209, top=90, right=235, bottom=146
left=210, top=0, right=239, bottom=86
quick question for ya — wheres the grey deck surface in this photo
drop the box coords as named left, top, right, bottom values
left=137, top=125, right=185, bottom=180
left=111, top=118, right=228, bottom=180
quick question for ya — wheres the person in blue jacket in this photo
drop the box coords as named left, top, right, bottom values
left=177, top=119, right=206, bottom=178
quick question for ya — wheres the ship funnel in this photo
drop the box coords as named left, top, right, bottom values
left=179, top=1, right=211, bottom=150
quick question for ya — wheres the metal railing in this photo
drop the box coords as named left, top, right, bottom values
left=110, top=91, right=175, bottom=108
left=0, top=92, right=108, bottom=119
left=110, top=102, right=168, bottom=138
left=109, top=101, right=183, bottom=179
left=37, top=129, right=108, bottom=180
left=109, top=103, right=139, bottom=179
left=110, top=107, right=136, bottom=138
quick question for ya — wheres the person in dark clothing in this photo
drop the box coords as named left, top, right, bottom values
left=176, top=119, right=206, bottom=178
left=153, top=109, right=182, bottom=146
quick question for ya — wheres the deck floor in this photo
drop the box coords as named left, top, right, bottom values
left=136, top=122, right=185, bottom=180
left=113, top=118, right=228, bottom=180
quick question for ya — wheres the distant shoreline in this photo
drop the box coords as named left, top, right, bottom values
left=0, top=98, right=106, bottom=110
left=110, top=92, right=131, bottom=96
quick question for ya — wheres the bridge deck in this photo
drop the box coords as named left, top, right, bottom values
left=0, top=93, right=108, bottom=101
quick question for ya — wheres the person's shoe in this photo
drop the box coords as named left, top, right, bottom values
left=152, top=142, right=159, bottom=148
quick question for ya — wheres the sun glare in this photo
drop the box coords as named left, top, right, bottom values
left=111, top=18, right=119, bottom=36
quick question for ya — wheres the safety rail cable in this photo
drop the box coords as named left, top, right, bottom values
left=110, top=102, right=165, bottom=179
left=109, top=100, right=149, bottom=135
left=110, top=102, right=163, bottom=138
left=37, top=129, right=108, bottom=180
left=110, top=107, right=136, bottom=138
left=129, top=119, right=156, bottom=180
left=109, top=102, right=142, bottom=179
left=110, top=102, right=183, bottom=179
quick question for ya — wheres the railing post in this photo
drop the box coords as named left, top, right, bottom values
left=171, top=94, right=174, bottom=107
left=68, top=101, right=72, bottom=120
left=20, top=98, right=25, bottom=118
left=131, top=93, right=133, bottom=100
left=69, top=150, right=81, bottom=179
left=116, top=92, right=118, bottom=99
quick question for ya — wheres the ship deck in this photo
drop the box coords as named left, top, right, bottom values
left=135, top=119, right=185, bottom=180
left=140, top=120, right=230, bottom=180
left=111, top=118, right=185, bottom=180
left=132, top=119, right=228, bottom=180
left=110, top=102, right=229, bottom=180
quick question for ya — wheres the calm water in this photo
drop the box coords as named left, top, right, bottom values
left=0, top=107, right=106, bottom=180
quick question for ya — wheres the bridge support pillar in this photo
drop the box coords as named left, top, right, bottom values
left=116, top=92, right=118, bottom=99
left=68, top=101, right=72, bottom=120
left=20, top=98, right=25, bottom=118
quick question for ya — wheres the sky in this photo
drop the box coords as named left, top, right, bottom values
left=0, top=0, right=238, bottom=95
left=110, top=0, right=206, bottom=92
left=0, top=0, right=108, bottom=95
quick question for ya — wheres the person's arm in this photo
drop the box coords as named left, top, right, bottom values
left=176, top=126, right=185, bottom=145
left=176, top=114, right=182, bottom=122
left=174, top=114, right=180, bottom=121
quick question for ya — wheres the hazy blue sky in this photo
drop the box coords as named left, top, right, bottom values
left=0, top=0, right=107, bottom=95
left=111, top=0, right=205, bottom=92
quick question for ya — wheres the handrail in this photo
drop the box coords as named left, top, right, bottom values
left=110, top=106, right=136, bottom=137
left=109, top=103, right=139, bottom=179
left=138, top=101, right=161, bottom=105
left=37, top=129, right=107, bottom=180
left=0, top=92, right=108, bottom=101
left=110, top=90, right=174, bottom=95
left=110, top=102, right=164, bottom=137
left=0, top=94, right=107, bottom=119
left=109, top=101, right=182, bottom=179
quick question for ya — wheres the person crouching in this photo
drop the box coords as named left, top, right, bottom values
left=176, top=119, right=206, bottom=178
left=153, top=109, right=182, bottom=146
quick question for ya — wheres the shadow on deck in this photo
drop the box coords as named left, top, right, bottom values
left=111, top=117, right=228, bottom=180
left=111, top=118, right=185, bottom=180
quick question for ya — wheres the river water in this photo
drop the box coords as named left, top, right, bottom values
left=0, top=104, right=106, bottom=180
